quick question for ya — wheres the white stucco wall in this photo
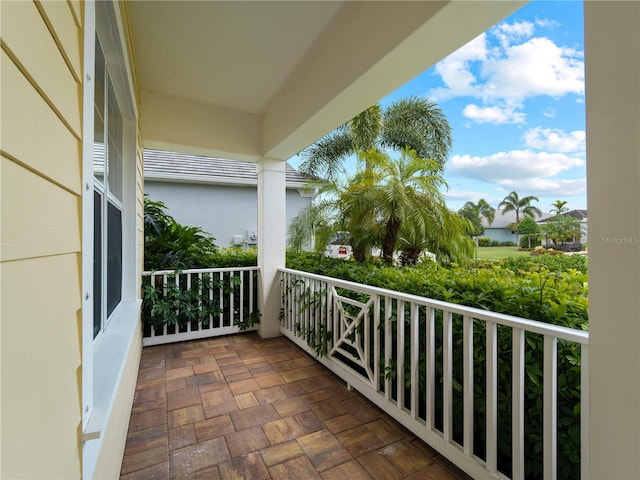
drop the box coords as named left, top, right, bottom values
left=482, top=228, right=517, bottom=244
left=144, top=180, right=311, bottom=248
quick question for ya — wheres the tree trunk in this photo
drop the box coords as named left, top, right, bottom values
left=381, top=218, right=401, bottom=264
left=352, top=244, right=367, bottom=262
left=400, top=247, right=421, bottom=266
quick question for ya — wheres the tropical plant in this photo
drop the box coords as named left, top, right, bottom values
left=550, top=199, right=569, bottom=216
left=498, top=191, right=542, bottom=242
left=499, top=191, right=543, bottom=224
left=299, top=97, right=452, bottom=180
left=144, top=196, right=218, bottom=270
left=517, top=216, right=541, bottom=249
left=458, top=199, right=496, bottom=236
left=363, top=148, right=452, bottom=263
left=289, top=148, right=474, bottom=264
left=542, top=215, right=583, bottom=246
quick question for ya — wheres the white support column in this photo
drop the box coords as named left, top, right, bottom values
left=585, top=2, right=640, bottom=478
left=257, top=158, right=287, bottom=338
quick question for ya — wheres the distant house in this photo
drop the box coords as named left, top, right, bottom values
left=144, top=149, right=317, bottom=248
left=538, top=209, right=588, bottom=245
left=481, top=210, right=552, bottom=243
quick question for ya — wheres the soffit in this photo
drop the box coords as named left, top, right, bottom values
left=127, top=1, right=345, bottom=115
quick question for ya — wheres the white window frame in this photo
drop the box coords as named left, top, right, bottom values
left=81, top=1, right=140, bottom=477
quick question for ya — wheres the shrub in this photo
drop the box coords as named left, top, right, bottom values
left=500, top=241, right=516, bottom=246
left=490, top=239, right=501, bottom=246
left=478, top=237, right=491, bottom=247
left=519, top=234, right=542, bottom=249
left=208, top=247, right=257, bottom=267
left=144, top=196, right=218, bottom=270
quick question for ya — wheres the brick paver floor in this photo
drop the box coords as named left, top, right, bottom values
left=120, top=332, right=471, bottom=480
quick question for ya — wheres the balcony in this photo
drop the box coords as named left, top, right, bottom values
left=130, top=266, right=588, bottom=479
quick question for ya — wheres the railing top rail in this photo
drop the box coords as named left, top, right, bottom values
left=143, top=266, right=259, bottom=276
left=280, top=267, right=589, bottom=345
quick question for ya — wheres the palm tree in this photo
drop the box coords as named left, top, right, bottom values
left=498, top=191, right=542, bottom=225
left=361, top=147, right=473, bottom=263
left=399, top=207, right=475, bottom=265
left=288, top=148, right=473, bottom=264
left=477, top=198, right=496, bottom=226
left=498, top=191, right=542, bottom=244
left=550, top=199, right=569, bottom=216
left=299, top=97, right=452, bottom=180
left=458, top=199, right=495, bottom=236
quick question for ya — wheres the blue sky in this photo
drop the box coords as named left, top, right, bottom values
left=292, top=1, right=586, bottom=214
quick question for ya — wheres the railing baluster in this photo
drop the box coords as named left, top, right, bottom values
left=364, top=292, right=371, bottom=384
left=308, top=278, right=312, bottom=336
left=397, top=300, right=405, bottom=410
left=218, top=271, right=224, bottom=327
left=162, top=273, right=168, bottom=337
left=384, top=296, right=392, bottom=401
left=239, top=270, right=244, bottom=326
left=209, top=272, right=214, bottom=330
left=186, top=273, right=192, bottom=333
left=302, top=280, right=314, bottom=342
left=463, top=315, right=474, bottom=456
left=197, top=272, right=203, bottom=332
left=512, top=328, right=525, bottom=480
left=229, top=272, right=234, bottom=327
left=250, top=268, right=254, bottom=317
left=374, top=294, right=381, bottom=392
left=331, top=284, right=338, bottom=351
left=486, top=321, right=498, bottom=473
left=411, top=303, right=419, bottom=420
left=443, top=310, right=453, bottom=443
left=307, top=278, right=312, bottom=340
left=544, top=335, right=558, bottom=480
left=426, top=306, right=435, bottom=430
left=288, top=272, right=293, bottom=330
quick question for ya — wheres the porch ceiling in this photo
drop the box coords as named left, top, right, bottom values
left=126, top=1, right=525, bottom=162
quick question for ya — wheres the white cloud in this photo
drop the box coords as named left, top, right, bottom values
left=428, top=19, right=584, bottom=124
left=481, top=37, right=584, bottom=101
left=534, top=18, right=560, bottom=29
left=498, top=178, right=586, bottom=196
left=429, top=34, right=487, bottom=101
left=463, top=104, right=526, bottom=124
left=492, top=20, right=534, bottom=49
left=449, top=150, right=584, bottom=182
left=523, top=127, right=585, bottom=153
left=443, top=189, right=485, bottom=201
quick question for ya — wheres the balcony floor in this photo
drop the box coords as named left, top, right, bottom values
left=120, top=332, right=470, bottom=480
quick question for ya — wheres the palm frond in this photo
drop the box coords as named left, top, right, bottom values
left=381, top=97, right=452, bottom=169
left=299, top=127, right=354, bottom=180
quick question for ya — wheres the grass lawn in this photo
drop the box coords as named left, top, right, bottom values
left=474, top=246, right=531, bottom=260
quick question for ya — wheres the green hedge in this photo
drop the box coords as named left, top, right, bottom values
left=286, top=252, right=587, bottom=327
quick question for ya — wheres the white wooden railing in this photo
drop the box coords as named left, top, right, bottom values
left=280, top=268, right=589, bottom=480
left=142, top=266, right=259, bottom=346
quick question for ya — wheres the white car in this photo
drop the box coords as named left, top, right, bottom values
left=325, top=244, right=352, bottom=259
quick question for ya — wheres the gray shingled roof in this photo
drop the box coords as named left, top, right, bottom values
left=564, top=209, right=588, bottom=220
left=143, top=148, right=311, bottom=187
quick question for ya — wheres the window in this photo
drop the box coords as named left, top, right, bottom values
left=82, top=4, right=139, bottom=475
left=93, top=35, right=124, bottom=338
